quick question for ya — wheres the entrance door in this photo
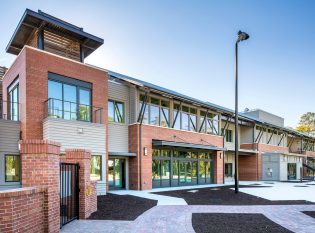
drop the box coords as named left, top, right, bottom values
left=108, top=159, right=125, bottom=189
left=288, top=163, right=297, bottom=180
left=179, top=161, right=192, bottom=185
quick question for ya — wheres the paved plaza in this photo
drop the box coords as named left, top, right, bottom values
left=61, top=181, right=315, bottom=233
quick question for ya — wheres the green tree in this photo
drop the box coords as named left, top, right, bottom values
left=296, top=112, right=315, bottom=136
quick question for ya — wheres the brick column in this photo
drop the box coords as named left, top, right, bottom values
left=20, top=140, right=61, bottom=233
left=214, top=151, right=224, bottom=184
left=61, top=149, right=97, bottom=219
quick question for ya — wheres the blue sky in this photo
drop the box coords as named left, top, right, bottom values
left=1, top=0, right=314, bottom=127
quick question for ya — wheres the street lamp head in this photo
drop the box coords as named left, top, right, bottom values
left=237, top=31, right=250, bottom=43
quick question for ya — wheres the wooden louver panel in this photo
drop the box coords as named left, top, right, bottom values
left=44, top=30, right=81, bottom=61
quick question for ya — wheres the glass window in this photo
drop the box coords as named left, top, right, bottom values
left=79, top=89, right=91, bottom=121
left=150, top=97, right=160, bottom=105
left=63, top=84, right=77, bottom=120
left=161, top=107, right=169, bottom=127
left=189, top=114, right=197, bottom=131
left=172, top=161, right=179, bottom=179
left=108, top=101, right=114, bottom=122
left=5, top=155, right=20, bottom=182
left=160, top=150, right=171, bottom=157
left=173, top=109, right=181, bottom=129
left=222, top=129, right=233, bottom=142
left=8, top=83, right=19, bottom=121
left=48, top=77, right=92, bottom=121
left=90, top=155, right=102, bottom=181
left=150, top=105, right=159, bottom=125
left=161, top=161, right=170, bottom=180
left=152, top=160, right=161, bottom=180
left=225, top=163, right=233, bottom=177
left=199, top=161, right=206, bottom=178
left=181, top=112, right=189, bottom=131
left=108, top=100, right=125, bottom=123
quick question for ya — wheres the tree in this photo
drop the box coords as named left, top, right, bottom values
left=296, top=112, right=315, bottom=136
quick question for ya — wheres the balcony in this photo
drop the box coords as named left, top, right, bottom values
left=44, top=98, right=103, bottom=124
left=0, top=100, right=20, bottom=121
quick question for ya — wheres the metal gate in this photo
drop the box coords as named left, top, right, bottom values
left=60, top=162, right=79, bottom=228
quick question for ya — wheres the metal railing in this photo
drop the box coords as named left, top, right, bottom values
left=0, top=100, right=20, bottom=121
left=44, top=98, right=103, bottom=124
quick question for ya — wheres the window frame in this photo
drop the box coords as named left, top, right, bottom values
left=5, top=154, right=21, bottom=183
left=48, top=73, right=92, bottom=122
left=7, top=77, right=19, bottom=121
left=90, top=155, right=102, bottom=181
left=108, top=99, right=125, bottom=123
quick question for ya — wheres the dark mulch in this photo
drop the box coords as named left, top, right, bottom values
left=302, top=211, right=315, bottom=219
left=152, top=185, right=314, bottom=205
left=192, top=213, right=293, bottom=233
left=88, top=193, right=157, bottom=220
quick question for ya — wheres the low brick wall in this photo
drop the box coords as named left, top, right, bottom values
left=0, top=187, right=47, bottom=233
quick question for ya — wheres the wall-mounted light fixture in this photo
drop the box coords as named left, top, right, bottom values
left=77, top=128, right=84, bottom=134
left=144, top=147, right=148, bottom=156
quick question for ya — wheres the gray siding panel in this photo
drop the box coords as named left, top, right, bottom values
left=0, top=120, right=20, bottom=153
left=43, top=118, right=107, bottom=195
left=43, top=118, right=106, bottom=154
left=108, top=81, right=130, bottom=153
left=0, top=120, right=20, bottom=186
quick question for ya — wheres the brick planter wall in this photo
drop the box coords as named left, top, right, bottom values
left=60, top=149, right=97, bottom=219
left=129, top=123, right=224, bottom=190
left=0, top=187, right=46, bottom=233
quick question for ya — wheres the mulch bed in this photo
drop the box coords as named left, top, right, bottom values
left=152, top=185, right=314, bottom=205
left=302, top=211, right=315, bottom=219
left=88, top=193, right=157, bottom=220
left=192, top=213, right=293, bottom=233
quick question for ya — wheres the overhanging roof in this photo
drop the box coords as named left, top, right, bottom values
left=227, top=148, right=258, bottom=156
left=152, top=140, right=226, bottom=151
left=107, top=69, right=315, bottom=141
left=109, top=152, right=136, bottom=157
left=6, top=9, right=104, bottom=58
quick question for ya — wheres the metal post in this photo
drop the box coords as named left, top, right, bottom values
left=235, top=41, right=239, bottom=194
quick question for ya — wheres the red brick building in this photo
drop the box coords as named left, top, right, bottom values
left=0, top=8, right=315, bottom=232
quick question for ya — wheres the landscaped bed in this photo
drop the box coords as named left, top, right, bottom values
left=152, top=185, right=314, bottom=205
left=88, top=193, right=157, bottom=220
left=302, top=211, right=315, bottom=219
left=192, top=213, right=293, bottom=233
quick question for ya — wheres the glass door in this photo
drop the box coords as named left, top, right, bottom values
left=179, top=161, right=192, bottom=185
left=287, top=163, right=297, bottom=180
left=108, top=159, right=125, bottom=190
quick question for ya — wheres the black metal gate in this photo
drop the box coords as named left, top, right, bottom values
left=60, top=162, right=79, bottom=228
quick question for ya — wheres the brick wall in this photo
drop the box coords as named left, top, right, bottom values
left=60, top=149, right=97, bottom=219
left=2, top=46, right=108, bottom=140
left=20, top=139, right=60, bottom=232
left=0, top=187, right=46, bottom=233
left=128, top=123, right=224, bottom=190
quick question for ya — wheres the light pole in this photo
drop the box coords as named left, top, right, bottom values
left=235, top=30, right=250, bottom=194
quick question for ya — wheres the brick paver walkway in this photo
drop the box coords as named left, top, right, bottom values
left=61, top=204, right=315, bottom=233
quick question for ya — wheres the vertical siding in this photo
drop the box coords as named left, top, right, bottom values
left=108, top=81, right=131, bottom=153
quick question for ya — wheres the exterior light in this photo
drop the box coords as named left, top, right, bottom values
left=234, top=30, right=250, bottom=194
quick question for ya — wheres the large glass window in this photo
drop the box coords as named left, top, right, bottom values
left=90, top=155, right=102, bottom=181
left=200, top=111, right=219, bottom=135
left=48, top=76, right=92, bottom=122
left=5, top=155, right=21, bottom=182
left=173, top=104, right=197, bottom=131
left=8, top=81, right=19, bottom=121
left=139, top=94, right=170, bottom=127
left=108, top=100, right=125, bottom=123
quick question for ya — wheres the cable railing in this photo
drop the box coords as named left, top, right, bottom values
left=44, top=98, right=103, bottom=124
left=0, top=100, right=20, bottom=121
